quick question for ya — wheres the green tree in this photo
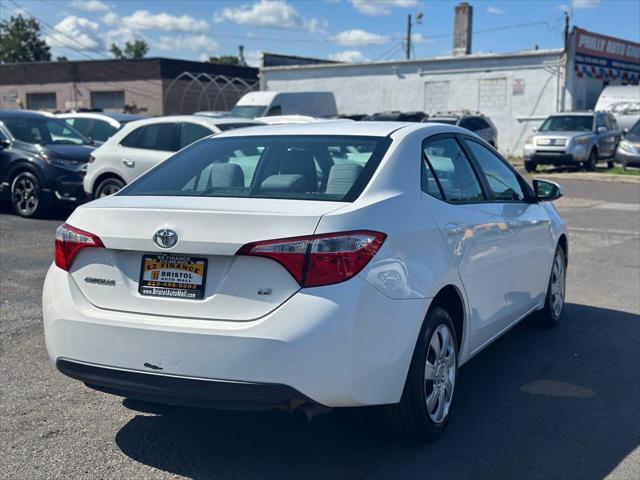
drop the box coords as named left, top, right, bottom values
left=110, top=40, right=149, bottom=60
left=56, top=56, right=68, bottom=62
left=0, top=15, right=51, bottom=63
left=208, top=55, right=239, bottom=65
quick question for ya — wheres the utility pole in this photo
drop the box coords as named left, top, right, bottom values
left=406, top=14, right=412, bottom=59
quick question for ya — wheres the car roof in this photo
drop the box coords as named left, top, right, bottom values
left=0, top=109, right=55, bottom=120
left=212, top=120, right=453, bottom=138
left=57, top=112, right=148, bottom=123
left=549, top=111, right=595, bottom=117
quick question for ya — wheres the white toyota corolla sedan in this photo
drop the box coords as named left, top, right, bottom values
left=43, top=122, right=568, bottom=441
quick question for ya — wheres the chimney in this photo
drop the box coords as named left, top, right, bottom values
left=238, top=45, right=247, bottom=66
left=453, top=2, right=473, bottom=56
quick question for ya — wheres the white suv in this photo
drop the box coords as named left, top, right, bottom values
left=83, top=116, right=261, bottom=198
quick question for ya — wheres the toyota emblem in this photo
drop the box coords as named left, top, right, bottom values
left=153, top=229, right=178, bottom=249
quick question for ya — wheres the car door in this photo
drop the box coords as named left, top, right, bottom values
left=117, top=123, right=179, bottom=184
left=604, top=113, right=622, bottom=155
left=595, top=113, right=616, bottom=158
left=420, top=135, right=512, bottom=352
left=462, top=137, right=554, bottom=321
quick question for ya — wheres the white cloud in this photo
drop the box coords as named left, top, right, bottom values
left=215, top=0, right=319, bottom=31
left=157, top=35, right=219, bottom=53
left=331, top=29, right=389, bottom=46
left=47, top=16, right=104, bottom=51
left=572, top=0, right=600, bottom=8
left=350, top=0, right=418, bottom=16
left=105, top=27, right=141, bottom=46
left=119, top=10, right=209, bottom=33
left=411, top=33, right=432, bottom=44
left=103, top=11, right=119, bottom=26
left=328, top=50, right=367, bottom=62
left=487, top=6, right=505, bottom=15
left=70, top=0, right=110, bottom=13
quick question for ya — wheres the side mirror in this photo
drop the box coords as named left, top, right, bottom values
left=0, top=139, right=10, bottom=150
left=597, top=126, right=607, bottom=134
left=532, top=127, right=538, bottom=133
left=533, top=179, right=563, bottom=202
left=623, top=127, right=629, bottom=134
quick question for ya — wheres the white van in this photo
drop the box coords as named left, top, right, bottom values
left=595, top=86, right=640, bottom=131
left=230, top=91, right=338, bottom=119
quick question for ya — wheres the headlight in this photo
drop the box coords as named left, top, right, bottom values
left=40, top=152, right=80, bottom=168
left=574, top=136, right=590, bottom=146
left=619, top=140, right=639, bottom=154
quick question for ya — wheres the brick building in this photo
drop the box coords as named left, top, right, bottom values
left=0, top=57, right=259, bottom=116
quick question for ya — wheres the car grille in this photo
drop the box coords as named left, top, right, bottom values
left=536, top=138, right=567, bottom=147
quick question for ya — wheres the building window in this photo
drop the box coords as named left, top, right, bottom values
left=424, top=81, right=450, bottom=113
left=478, top=78, right=507, bottom=109
left=26, top=93, right=56, bottom=111
left=91, top=91, right=125, bottom=111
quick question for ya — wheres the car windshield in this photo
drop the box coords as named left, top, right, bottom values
left=629, top=121, right=640, bottom=136
left=230, top=105, right=267, bottom=119
left=3, top=117, right=92, bottom=145
left=122, top=135, right=391, bottom=202
left=539, top=115, right=593, bottom=132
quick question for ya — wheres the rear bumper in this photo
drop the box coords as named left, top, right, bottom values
left=57, top=358, right=316, bottom=411
left=43, top=264, right=429, bottom=408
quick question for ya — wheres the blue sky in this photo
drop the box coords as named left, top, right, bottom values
left=1, top=0, right=638, bottom=65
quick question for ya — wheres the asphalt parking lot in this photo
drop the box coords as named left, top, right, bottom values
left=1, top=177, right=639, bottom=480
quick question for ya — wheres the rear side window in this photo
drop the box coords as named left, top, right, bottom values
left=121, top=123, right=178, bottom=151
left=422, top=137, right=484, bottom=203
left=91, top=120, right=118, bottom=142
left=465, top=140, right=524, bottom=201
left=179, top=123, right=212, bottom=149
left=122, top=135, right=391, bottom=202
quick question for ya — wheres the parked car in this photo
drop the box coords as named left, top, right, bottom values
left=425, top=111, right=498, bottom=148
left=44, top=121, right=568, bottom=441
left=57, top=112, right=148, bottom=144
left=84, top=115, right=262, bottom=198
left=523, top=111, right=622, bottom=172
left=230, top=91, right=338, bottom=119
left=364, top=111, right=427, bottom=122
left=255, top=115, right=353, bottom=125
left=194, top=111, right=230, bottom=118
left=595, top=85, right=640, bottom=112
left=0, top=109, right=95, bottom=217
left=615, top=119, right=640, bottom=168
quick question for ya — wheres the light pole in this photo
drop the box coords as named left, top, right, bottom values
left=405, top=12, right=423, bottom=60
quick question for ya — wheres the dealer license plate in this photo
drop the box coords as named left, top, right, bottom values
left=139, top=254, right=207, bottom=300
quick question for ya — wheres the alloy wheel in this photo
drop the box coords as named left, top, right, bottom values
left=12, top=175, right=39, bottom=217
left=424, top=323, right=456, bottom=424
left=99, top=182, right=121, bottom=197
left=550, top=252, right=566, bottom=318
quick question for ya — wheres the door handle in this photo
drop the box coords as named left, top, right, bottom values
left=122, top=158, right=135, bottom=167
left=508, top=220, right=522, bottom=231
left=445, top=223, right=464, bottom=237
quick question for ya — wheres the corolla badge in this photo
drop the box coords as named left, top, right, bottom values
left=153, top=228, right=178, bottom=249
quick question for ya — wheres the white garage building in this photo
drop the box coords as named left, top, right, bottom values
left=261, top=26, right=639, bottom=155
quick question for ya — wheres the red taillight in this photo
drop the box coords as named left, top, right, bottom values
left=54, top=223, right=104, bottom=271
left=237, top=230, right=386, bottom=287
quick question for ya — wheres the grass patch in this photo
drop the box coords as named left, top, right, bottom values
left=601, top=167, right=640, bottom=176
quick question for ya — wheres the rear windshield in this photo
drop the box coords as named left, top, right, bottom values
left=122, top=135, right=391, bottom=202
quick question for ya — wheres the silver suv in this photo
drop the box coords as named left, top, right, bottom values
left=425, top=111, right=498, bottom=148
left=524, top=111, right=622, bottom=172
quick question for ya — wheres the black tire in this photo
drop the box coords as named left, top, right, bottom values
left=10, top=171, right=49, bottom=218
left=584, top=150, right=597, bottom=171
left=383, top=306, right=458, bottom=442
left=524, top=161, right=537, bottom=173
left=94, top=177, right=125, bottom=199
left=607, top=160, right=614, bottom=169
left=534, top=246, right=567, bottom=328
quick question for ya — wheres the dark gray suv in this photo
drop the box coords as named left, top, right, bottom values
left=424, top=112, right=498, bottom=148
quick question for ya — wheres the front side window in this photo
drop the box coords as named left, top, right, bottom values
left=596, top=115, right=607, bottom=130
left=179, top=123, right=212, bottom=149
left=539, top=116, right=593, bottom=132
left=65, top=117, right=92, bottom=137
left=422, top=137, right=484, bottom=203
left=4, top=117, right=91, bottom=145
left=121, top=123, right=178, bottom=151
left=122, top=135, right=390, bottom=202
left=465, top=140, right=524, bottom=201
